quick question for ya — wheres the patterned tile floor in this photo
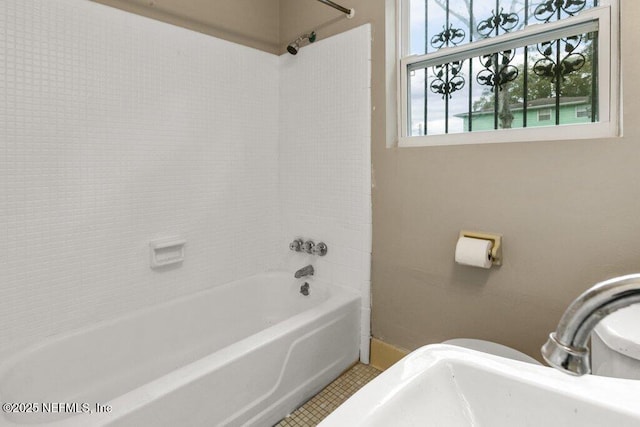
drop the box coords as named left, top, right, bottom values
left=275, top=363, right=381, bottom=427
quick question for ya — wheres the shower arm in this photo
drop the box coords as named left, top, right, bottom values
left=316, top=0, right=355, bottom=18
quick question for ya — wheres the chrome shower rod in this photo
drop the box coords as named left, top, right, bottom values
left=316, top=0, right=355, bottom=18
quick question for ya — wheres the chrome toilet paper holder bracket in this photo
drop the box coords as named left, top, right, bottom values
left=459, top=230, right=502, bottom=266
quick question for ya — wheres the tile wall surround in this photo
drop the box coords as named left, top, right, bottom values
left=278, top=26, right=372, bottom=362
left=0, top=0, right=282, bottom=354
left=0, top=0, right=371, bottom=360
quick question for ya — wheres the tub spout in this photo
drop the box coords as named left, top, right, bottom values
left=294, top=265, right=314, bottom=279
left=541, top=273, right=640, bottom=376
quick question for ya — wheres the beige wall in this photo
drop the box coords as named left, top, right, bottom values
left=92, top=0, right=280, bottom=54
left=88, top=0, right=640, bottom=360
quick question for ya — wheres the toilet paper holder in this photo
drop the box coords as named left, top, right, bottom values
left=459, top=230, right=502, bottom=266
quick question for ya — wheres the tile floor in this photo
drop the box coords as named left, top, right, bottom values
left=275, top=363, right=381, bottom=427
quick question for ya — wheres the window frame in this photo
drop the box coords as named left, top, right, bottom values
left=397, top=1, right=620, bottom=147
left=538, top=108, right=552, bottom=122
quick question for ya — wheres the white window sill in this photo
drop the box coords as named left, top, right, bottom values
left=398, top=121, right=620, bottom=148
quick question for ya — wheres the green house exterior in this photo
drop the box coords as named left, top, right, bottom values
left=455, top=97, right=593, bottom=131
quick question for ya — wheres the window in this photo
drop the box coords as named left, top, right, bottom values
left=538, top=108, right=552, bottom=121
left=576, top=104, right=590, bottom=118
left=398, top=0, right=619, bottom=147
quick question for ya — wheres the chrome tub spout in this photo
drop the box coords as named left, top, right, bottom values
left=294, top=265, right=314, bottom=279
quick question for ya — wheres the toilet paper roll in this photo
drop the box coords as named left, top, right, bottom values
left=455, top=237, right=493, bottom=269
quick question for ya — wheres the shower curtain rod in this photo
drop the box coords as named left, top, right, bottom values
left=316, top=0, right=355, bottom=18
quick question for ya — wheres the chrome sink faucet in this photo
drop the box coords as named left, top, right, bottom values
left=294, top=264, right=314, bottom=279
left=541, top=273, right=640, bottom=376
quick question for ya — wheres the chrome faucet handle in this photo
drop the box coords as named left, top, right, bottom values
left=301, top=240, right=315, bottom=254
left=312, top=242, right=328, bottom=256
left=289, top=239, right=304, bottom=252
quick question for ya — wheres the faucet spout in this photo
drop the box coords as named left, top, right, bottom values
left=541, top=273, right=640, bottom=376
left=294, top=264, right=314, bottom=279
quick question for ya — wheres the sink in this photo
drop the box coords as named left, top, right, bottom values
left=318, top=344, right=640, bottom=427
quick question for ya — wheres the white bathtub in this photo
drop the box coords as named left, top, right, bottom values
left=0, top=272, right=360, bottom=427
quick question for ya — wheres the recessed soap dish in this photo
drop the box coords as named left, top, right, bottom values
left=150, top=237, right=186, bottom=269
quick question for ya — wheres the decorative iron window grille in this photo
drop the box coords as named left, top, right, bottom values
left=399, top=0, right=619, bottom=145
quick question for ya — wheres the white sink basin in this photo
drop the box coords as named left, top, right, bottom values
left=319, top=344, right=640, bottom=427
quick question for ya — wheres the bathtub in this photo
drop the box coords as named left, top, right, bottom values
left=0, top=272, right=360, bottom=427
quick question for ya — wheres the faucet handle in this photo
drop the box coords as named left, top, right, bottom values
left=312, top=242, right=328, bottom=256
left=301, top=240, right=315, bottom=254
left=289, top=239, right=303, bottom=252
